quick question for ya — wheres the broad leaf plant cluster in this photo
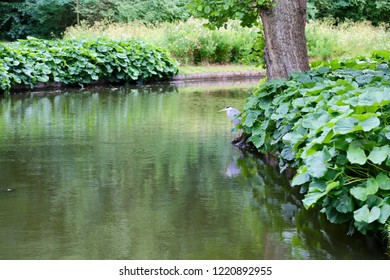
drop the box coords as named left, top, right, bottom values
left=241, top=50, right=390, bottom=234
left=0, top=37, right=178, bottom=94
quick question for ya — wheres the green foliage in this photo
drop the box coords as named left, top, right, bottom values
left=0, top=0, right=190, bottom=40
left=0, top=0, right=30, bottom=40
left=188, top=0, right=272, bottom=28
left=116, top=0, right=190, bottom=24
left=162, top=19, right=261, bottom=65
left=0, top=0, right=76, bottom=39
left=307, top=0, right=390, bottom=25
left=241, top=50, right=390, bottom=234
left=0, top=37, right=178, bottom=93
left=74, top=0, right=191, bottom=25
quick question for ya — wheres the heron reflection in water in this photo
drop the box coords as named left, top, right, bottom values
left=225, top=159, right=241, bottom=178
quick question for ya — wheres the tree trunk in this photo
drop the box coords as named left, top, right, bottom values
left=260, top=0, right=310, bottom=80
left=75, top=0, right=80, bottom=25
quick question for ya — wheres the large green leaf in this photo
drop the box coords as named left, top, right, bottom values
left=242, top=110, right=261, bottom=127
left=305, top=149, right=329, bottom=178
left=333, top=117, right=359, bottom=134
left=350, top=187, right=367, bottom=201
left=308, top=179, right=327, bottom=192
left=301, top=110, right=329, bottom=130
left=366, top=178, right=379, bottom=195
left=281, top=146, right=295, bottom=161
left=367, top=145, right=390, bottom=164
left=354, top=205, right=380, bottom=223
left=333, top=191, right=354, bottom=213
left=347, top=142, right=367, bottom=164
left=376, top=173, right=390, bottom=190
left=368, top=206, right=381, bottom=223
left=302, top=191, right=326, bottom=209
left=360, top=116, right=380, bottom=132
left=378, top=204, right=390, bottom=224
left=350, top=178, right=379, bottom=201
left=291, top=172, right=310, bottom=186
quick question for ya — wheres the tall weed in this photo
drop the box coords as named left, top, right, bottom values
left=306, top=20, right=390, bottom=60
left=64, top=18, right=390, bottom=65
left=64, top=18, right=260, bottom=65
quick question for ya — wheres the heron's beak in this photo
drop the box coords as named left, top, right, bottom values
left=219, top=108, right=227, bottom=112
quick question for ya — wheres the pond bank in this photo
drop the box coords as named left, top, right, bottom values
left=6, top=70, right=265, bottom=93
left=172, top=70, right=264, bottom=81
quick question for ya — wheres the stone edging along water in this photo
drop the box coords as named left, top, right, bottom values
left=8, top=70, right=266, bottom=92
left=171, top=70, right=265, bottom=82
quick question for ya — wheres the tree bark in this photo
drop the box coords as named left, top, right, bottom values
left=260, top=0, right=310, bottom=80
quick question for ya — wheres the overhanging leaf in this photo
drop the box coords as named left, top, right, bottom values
left=302, top=191, right=326, bottom=209
left=291, top=172, right=310, bottom=186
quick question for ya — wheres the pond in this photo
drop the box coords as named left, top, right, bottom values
left=0, top=81, right=387, bottom=260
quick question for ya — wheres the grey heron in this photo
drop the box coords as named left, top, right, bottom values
left=219, top=106, right=241, bottom=127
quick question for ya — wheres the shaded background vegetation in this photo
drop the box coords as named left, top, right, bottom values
left=0, top=0, right=190, bottom=40
left=307, top=0, right=390, bottom=25
left=0, top=0, right=389, bottom=41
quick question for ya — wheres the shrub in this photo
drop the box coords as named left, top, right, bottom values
left=0, top=37, right=178, bottom=93
left=241, top=50, right=390, bottom=234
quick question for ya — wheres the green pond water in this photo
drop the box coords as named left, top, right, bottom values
left=0, top=82, right=387, bottom=259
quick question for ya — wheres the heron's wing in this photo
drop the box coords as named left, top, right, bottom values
left=232, top=117, right=241, bottom=126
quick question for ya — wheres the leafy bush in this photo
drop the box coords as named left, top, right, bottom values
left=0, top=37, right=178, bottom=93
left=241, top=50, right=390, bottom=234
